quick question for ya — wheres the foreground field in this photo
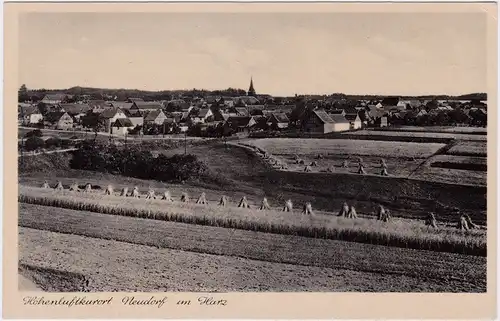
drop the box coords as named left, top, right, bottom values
left=19, top=225, right=486, bottom=292
left=446, top=141, right=487, bottom=157
left=19, top=186, right=486, bottom=255
left=373, top=126, right=487, bottom=134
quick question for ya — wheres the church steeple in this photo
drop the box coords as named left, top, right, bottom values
left=247, top=77, right=256, bottom=97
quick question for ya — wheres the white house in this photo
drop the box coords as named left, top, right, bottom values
left=304, top=110, right=350, bottom=134
left=98, top=107, right=128, bottom=133
left=345, top=114, right=362, bottom=130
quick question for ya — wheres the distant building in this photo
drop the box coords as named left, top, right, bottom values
left=143, top=109, right=167, bottom=125
left=111, top=118, right=135, bottom=135
left=98, top=107, right=128, bottom=132
left=18, top=105, right=43, bottom=125
left=268, top=113, right=289, bottom=129
left=247, top=77, right=256, bottom=97
left=44, top=111, right=74, bottom=130
left=130, top=101, right=163, bottom=113
left=345, top=113, right=362, bottom=130
left=304, top=110, right=350, bottom=133
left=41, top=93, right=67, bottom=105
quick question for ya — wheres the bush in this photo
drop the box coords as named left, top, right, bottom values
left=45, top=137, right=62, bottom=149
left=70, top=141, right=207, bottom=182
left=24, top=137, right=45, bottom=151
left=24, top=129, right=43, bottom=138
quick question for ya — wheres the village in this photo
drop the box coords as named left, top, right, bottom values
left=18, top=78, right=487, bottom=140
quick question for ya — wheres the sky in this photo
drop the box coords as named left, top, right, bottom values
left=19, top=12, right=487, bottom=96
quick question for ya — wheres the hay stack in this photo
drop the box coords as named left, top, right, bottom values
left=145, top=188, right=156, bottom=199
left=196, top=192, right=208, bottom=205
left=219, top=195, right=228, bottom=207
left=327, top=166, right=335, bottom=173
left=342, top=160, right=348, bottom=168
left=162, top=190, right=173, bottom=201
left=41, top=181, right=50, bottom=189
left=54, top=181, right=64, bottom=191
left=425, top=212, right=438, bottom=228
left=357, top=163, right=366, bottom=174
left=310, top=161, right=318, bottom=167
left=380, top=158, right=388, bottom=169
left=238, top=196, right=250, bottom=208
left=380, top=168, right=389, bottom=176
left=180, top=192, right=189, bottom=203
left=69, top=183, right=80, bottom=192
left=131, top=186, right=140, bottom=198
left=458, top=215, right=470, bottom=230
left=465, top=214, right=478, bottom=229
left=347, top=206, right=358, bottom=219
left=304, top=165, right=312, bottom=172
left=259, top=197, right=271, bottom=210
left=377, top=205, right=391, bottom=222
left=283, top=199, right=293, bottom=212
left=83, top=183, right=92, bottom=193
left=105, top=185, right=114, bottom=195
left=357, top=157, right=363, bottom=163
left=120, top=187, right=129, bottom=197
left=317, top=154, right=324, bottom=159
left=338, top=202, right=349, bottom=217
left=302, top=202, right=314, bottom=215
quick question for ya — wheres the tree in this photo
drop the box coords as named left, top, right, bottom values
left=37, top=102, right=49, bottom=115
left=24, top=129, right=43, bottom=138
left=18, top=84, right=29, bottom=102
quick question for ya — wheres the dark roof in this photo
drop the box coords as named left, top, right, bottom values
left=381, top=97, right=400, bottom=106
left=344, top=114, right=360, bottom=122
left=329, top=114, right=350, bottom=124
left=44, top=111, right=68, bottom=123
left=123, top=108, right=143, bottom=118
left=59, top=103, right=92, bottom=115
left=312, top=110, right=334, bottom=124
left=227, top=116, right=254, bottom=128
left=112, top=118, right=134, bottom=127
left=198, top=108, right=210, bottom=118
left=43, top=93, right=66, bottom=101
left=18, top=105, right=39, bottom=115
left=111, top=102, right=133, bottom=109
left=132, top=101, right=163, bottom=110
left=99, top=107, right=123, bottom=119
left=330, top=109, right=345, bottom=115
left=143, top=109, right=164, bottom=121
left=270, top=113, right=289, bottom=123
left=235, top=107, right=249, bottom=116
left=343, top=106, right=359, bottom=114
left=128, top=98, right=144, bottom=102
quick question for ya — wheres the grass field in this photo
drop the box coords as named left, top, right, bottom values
left=446, top=141, right=487, bottom=157
left=19, top=204, right=486, bottom=292
left=246, top=138, right=445, bottom=158
left=18, top=186, right=486, bottom=255
left=344, top=130, right=487, bottom=141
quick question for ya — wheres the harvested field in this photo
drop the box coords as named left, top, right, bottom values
left=18, top=186, right=486, bottom=255
left=429, top=155, right=487, bottom=172
left=19, top=227, right=485, bottom=292
left=247, top=138, right=445, bottom=158
left=410, top=166, right=487, bottom=187
left=446, top=141, right=487, bottom=157
left=344, top=130, right=487, bottom=141
left=373, top=126, right=487, bottom=135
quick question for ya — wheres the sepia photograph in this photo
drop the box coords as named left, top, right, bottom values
left=8, top=2, right=495, bottom=310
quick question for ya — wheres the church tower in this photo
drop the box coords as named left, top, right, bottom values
left=247, top=77, right=256, bottom=97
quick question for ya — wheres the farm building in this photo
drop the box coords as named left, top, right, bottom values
left=143, top=109, right=167, bottom=125
left=268, top=113, right=290, bottom=129
left=44, top=111, right=74, bottom=130
left=345, top=113, right=362, bottom=130
left=40, top=93, right=68, bottom=105
left=98, top=107, right=128, bottom=133
left=127, top=97, right=144, bottom=103
left=59, top=103, right=92, bottom=123
left=123, top=109, right=144, bottom=127
left=330, top=109, right=346, bottom=117
left=18, top=105, right=43, bottom=125
left=130, top=101, right=163, bottom=113
left=110, top=118, right=135, bottom=135
left=303, top=110, right=350, bottom=133
left=190, top=108, right=214, bottom=124
left=110, top=101, right=134, bottom=110
left=225, top=116, right=257, bottom=134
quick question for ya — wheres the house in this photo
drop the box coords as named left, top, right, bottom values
left=59, top=103, right=92, bottom=123
left=41, top=93, right=67, bottom=105
left=123, top=109, right=144, bottom=127
left=143, top=109, right=167, bottom=125
left=190, top=108, right=213, bottom=124
left=98, top=107, right=128, bottom=132
left=304, top=110, right=350, bottom=133
left=345, top=113, right=362, bottom=130
left=130, top=101, right=163, bottom=113
left=44, top=112, right=74, bottom=130
left=110, top=118, right=135, bottom=135
left=233, top=96, right=260, bottom=106
left=225, top=116, right=257, bottom=134
left=268, top=113, right=289, bottom=129
left=18, top=105, right=43, bottom=125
